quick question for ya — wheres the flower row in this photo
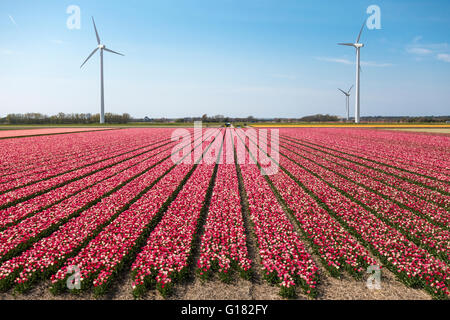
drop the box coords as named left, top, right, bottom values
left=281, top=136, right=450, bottom=211
left=278, top=153, right=449, bottom=299
left=0, top=137, right=171, bottom=208
left=0, top=128, right=174, bottom=178
left=280, top=145, right=450, bottom=262
left=49, top=133, right=216, bottom=295
left=281, top=128, right=450, bottom=180
left=268, top=162, right=378, bottom=278
left=0, top=129, right=171, bottom=191
left=0, top=150, right=172, bottom=262
left=131, top=162, right=217, bottom=297
left=238, top=161, right=319, bottom=298
left=280, top=130, right=450, bottom=193
left=0, top=155, right=177, bottom=292
left=0, top=141, right=175, bottom=229
left=197, top=159, right=252, bottom=281
left=50, top=163, right=193, bottom=294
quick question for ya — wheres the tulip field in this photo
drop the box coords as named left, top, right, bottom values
left=0, top=127, right=448, bottom=300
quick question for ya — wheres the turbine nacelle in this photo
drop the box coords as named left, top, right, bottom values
left=337, top=43, right=364, bottom=48
left=98, top=44, right=106, bottom=49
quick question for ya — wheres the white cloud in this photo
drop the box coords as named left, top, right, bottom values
left=315, top=57, right=353, bottom=65
left=437, top=53, right=450, bottom=63
left=407, top=37, right=450, bottom=63
left=360, top=61, right=394, bottom=67
left=316, top=57, right=393, bottom=67
left=406, top=47, right=432, bottom=55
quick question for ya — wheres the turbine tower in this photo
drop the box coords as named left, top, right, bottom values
left=338, top=23, right=365, bottom=124
left=81, top=17, right=124, bottom=124
left=338, top=85, right=353, bottom=121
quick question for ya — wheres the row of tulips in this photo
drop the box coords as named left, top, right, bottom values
left=51, top=164, right=193, bottom=296
left=129, top=129, right=222, bottom=297
left=234, top=129, right=319, bottom=298
left=0, top=149, right=173, bottom=263
left=279, top=145, right=450, bottom=262
left=0, top=132, right=172, bottom=196
left=242, top=129, right=378, bottom=278
left=284, top=139, right=450, bottom=226
left=268, top=163, right=378, bottom=278
left=0, top=130, right=120, bottom=176
left=0, top=136, right=131, bottom=185
left=0, top=128, right=173, bottom=178
left=238, top=163, right=319, bottom=298
left=318, top=129, right=450, bottom=176
left=0, top=156, right=178, bottom=292
left=0, top=130, right=171, bottom=191
left=281, top=131, right=450, bottom=194
left=276, top=153, right=450, bottom=299
left=248, top=130, right=449, bottom=299
left=0, top=135, right=173, bottom=210
left=49, top=132, right=217, bottom=296
left=281, top=136, right=450, bottom=211
left=131, top=161, right=218, bottom=297
left=197, top=156, right=252, bottom=282
left=0, top=142, right=176, bottom=230
left=0, top=143, right=104, bottom=183
left=279, top=139, right=450, bottom=230
left=280, top=128, right=450, bottom=181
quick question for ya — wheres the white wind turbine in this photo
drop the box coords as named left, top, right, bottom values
left=338, top=85, right=353, bottom=121
left=81, top=17, right=124, bottom=124
left=338, top=22, right=365, bottom=124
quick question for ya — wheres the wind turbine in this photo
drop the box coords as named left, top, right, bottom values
left=338, top=22, right=365, bottom=124
left=338, top=85, right=353, bottom=121
left=81, top=17, right=124, bottom=124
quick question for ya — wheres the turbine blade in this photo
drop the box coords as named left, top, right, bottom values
left=338, top=88, right=347, bottom=95
left=356, top=21, right=365, bottom=43
left=338, top=43, right=355, bottom=47
left=348, top=85, right=354, bottom=94
left=80, top=47, right=99, bottom=68
left=92, top=17, right=101, bottom=45
left=104, top=47, right=125, bottom=56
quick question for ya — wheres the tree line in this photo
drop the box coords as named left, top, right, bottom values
left=165, top=114, right=341, bottom=123
left=1, top=113, right=448, bottom=125
left=0, top=113, right=131, bottom=124
left=361, top=116, right=450, bottom=123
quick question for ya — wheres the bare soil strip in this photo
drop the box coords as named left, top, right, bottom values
left=0, top=128, right=117, bottom=139
left=385, top=128, right=450, bottom=134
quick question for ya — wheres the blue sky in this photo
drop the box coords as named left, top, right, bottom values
left=0, top=0, right=449, bottom=118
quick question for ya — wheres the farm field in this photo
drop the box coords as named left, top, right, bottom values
left=385, top=128, right=450, bottom=134
left=0, top=127, right=448, bottom=300
left=0, top=127, right=115, bottom=139
left=252, top=123, right=450, bottom=129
